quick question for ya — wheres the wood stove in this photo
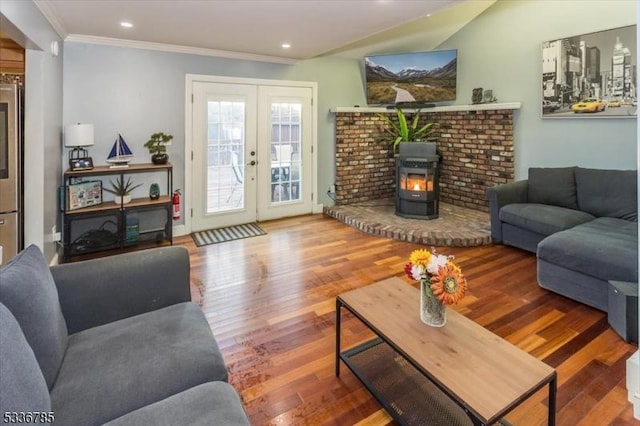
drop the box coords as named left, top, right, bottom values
left=396, top=143, right=439, bottom=219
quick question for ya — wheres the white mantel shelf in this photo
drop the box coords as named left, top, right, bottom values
left=330, top=102, right=522, bottom=114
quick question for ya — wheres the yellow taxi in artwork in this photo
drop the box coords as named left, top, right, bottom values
left=571, top=98, right=605, bottom=113
left=608, top=99, right=621, bottom=107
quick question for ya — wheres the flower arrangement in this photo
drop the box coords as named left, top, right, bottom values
left=404, top=247, right=467, bottom=305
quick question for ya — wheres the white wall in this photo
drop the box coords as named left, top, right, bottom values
left=1, top=0, right=63, bottom=261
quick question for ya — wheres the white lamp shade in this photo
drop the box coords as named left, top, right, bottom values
left=65, top=123, right=95, bottom=147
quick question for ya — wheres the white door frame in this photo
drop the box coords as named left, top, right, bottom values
left=184, top=74, right=319, bottom=235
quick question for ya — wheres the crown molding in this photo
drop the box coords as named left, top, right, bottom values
left=64, top=34, right=299, bottom=65
left=33, top=0, right=68, bottom=40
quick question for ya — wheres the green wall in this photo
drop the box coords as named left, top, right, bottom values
left=289, top=57, right=365, bottom=205
left=299, top=0, right=638, bottom=181
left=294, top=0, right=637, bottom=192
left=433, top=0, right=637, bottom=178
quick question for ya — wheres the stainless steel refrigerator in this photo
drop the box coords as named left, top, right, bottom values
left=0, top=83, right=23, bottom=265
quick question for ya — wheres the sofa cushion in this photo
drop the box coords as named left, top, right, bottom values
left=103, top=382, right=250, bottom=426
left=499, top=203, right=595, bottom=237
left=50, top=302, right=229, bottom=426
left=538, top=217, right=638, bottom=283
left=0, top=303, right=51, bottom=417
left=575, top=167, right=637, bottom=221
left=0, top=245, right=68, bottom=389
left=527, top=167, right=578, bottom=209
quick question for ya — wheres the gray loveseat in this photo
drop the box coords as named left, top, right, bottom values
left=0, top=245, right=250, bottom=425
left=487, top=166, right=637, bottom=312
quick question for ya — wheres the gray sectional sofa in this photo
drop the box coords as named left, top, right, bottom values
left=487, top=167, right=638, bottom=312
left=0, top=245, right=250, bottom=425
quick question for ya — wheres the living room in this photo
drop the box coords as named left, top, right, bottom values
left=1, top=0, right=638, bottom=424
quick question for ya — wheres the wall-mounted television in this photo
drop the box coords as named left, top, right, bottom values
left=364, top=49, right=457, bottom=106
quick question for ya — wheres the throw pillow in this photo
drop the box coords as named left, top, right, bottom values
left=0, top=245, right=68, bottom=389
left=527, top=167, right=578, bottom=209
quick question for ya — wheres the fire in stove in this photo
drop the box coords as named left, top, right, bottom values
left=401, top=173, right=434, bottom=193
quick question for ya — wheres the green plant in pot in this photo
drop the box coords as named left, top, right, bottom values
left=144, top=132, right=173, bottom=165
left=103, top=176, right=143, bottom=205
left=377, top=107, right=438, bottom=152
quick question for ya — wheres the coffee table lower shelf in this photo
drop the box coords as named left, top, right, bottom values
left=340, top=338, right=511, bottom=426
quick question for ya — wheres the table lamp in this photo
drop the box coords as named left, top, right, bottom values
left=65, top=123, right=95, bottom=170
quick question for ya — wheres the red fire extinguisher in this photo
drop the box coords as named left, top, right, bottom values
left=172, top=189, right=181, bottom=220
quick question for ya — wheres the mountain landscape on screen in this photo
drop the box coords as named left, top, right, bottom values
left=365, top=50, right=457, bottom=105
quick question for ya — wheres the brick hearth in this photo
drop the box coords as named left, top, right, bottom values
left=323, top=199, right=491, bottom=247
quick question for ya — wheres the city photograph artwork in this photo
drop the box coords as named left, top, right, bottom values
left=542, top=25, right=636, bottom=118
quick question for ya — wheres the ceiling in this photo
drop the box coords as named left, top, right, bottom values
left=32, top=0, right=495, bottom=63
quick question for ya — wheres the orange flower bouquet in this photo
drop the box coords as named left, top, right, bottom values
left=404, top=248, right=467, bottom=326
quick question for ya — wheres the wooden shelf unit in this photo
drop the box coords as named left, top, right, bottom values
left=62, top=163, right=173, bottom=262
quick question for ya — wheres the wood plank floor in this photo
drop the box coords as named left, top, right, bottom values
left=179, top=214, right=639, bottom=425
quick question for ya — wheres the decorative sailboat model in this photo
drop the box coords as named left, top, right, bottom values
left=106, top=134, right=134, bottom=168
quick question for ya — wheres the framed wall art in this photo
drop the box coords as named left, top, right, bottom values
left=541, top=25, right=636, bottom=118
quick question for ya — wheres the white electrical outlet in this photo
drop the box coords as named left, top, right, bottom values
left=51, top=225, right=61, bottom=242
left=329, top=184, right=336, bottom=194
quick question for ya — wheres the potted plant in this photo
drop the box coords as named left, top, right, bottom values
left=144, top=132, right=173, bottom=165
left=103, top=176, right=143, bottom=204
left=377, top=107, right=438, bottom=153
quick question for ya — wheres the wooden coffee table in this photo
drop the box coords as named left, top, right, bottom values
left=336, top=277, right=557, bottom=426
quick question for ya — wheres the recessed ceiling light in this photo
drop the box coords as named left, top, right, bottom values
left=120, top=22, right=133, bottom=28
left=281, top=43, right=291, bottom=49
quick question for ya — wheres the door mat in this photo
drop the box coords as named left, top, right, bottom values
left=191, top=223, right=266, bottom=247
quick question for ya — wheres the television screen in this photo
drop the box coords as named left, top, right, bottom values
left=365, top=49, right=457, bottom=106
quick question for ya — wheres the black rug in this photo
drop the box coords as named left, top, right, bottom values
left=191, top=223, right=266, bottom=247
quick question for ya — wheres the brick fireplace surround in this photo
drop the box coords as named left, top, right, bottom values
left=332, top=104, right=520, bottom=212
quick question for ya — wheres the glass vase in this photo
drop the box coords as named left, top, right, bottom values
left=420, top=280, right=446, bottom=327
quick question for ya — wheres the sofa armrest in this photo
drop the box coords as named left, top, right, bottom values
left=486, top=180, right=529, bottom=243
left=51, top=246, right=191, bottom=334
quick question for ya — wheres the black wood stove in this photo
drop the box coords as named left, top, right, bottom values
left=395, top=142, right=439, bottom=220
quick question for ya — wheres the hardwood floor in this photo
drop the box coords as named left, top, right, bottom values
left=178, top=214, right=638, bottom=425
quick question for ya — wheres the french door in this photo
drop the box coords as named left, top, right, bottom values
left=190, top=77, right=314, bottom=232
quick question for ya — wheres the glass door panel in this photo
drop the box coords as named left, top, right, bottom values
left=270, top=102, right=301, bottom=203
left=206, top=100, right=245, bottom=212
left=192, top=82, right=257, bottom=231
left=257, top=86, right=313, bottom=221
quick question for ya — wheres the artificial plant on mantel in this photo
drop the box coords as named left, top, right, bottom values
left=377, top=107, right=438, bottom=152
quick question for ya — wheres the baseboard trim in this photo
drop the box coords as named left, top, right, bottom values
left=173, top=224, right=187, bottom=237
